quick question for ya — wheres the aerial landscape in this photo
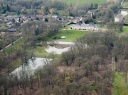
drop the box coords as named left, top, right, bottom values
left=0, top=0, right=128, bottom=95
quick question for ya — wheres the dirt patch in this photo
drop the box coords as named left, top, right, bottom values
left=50, top=44, right=70, bottom=49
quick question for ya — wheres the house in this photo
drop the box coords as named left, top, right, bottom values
left=88, top=9, right=97, bottom=17
left=6, top=15, right=14, bottom=21
left=121, top=10, right=128, bottom=17
left=8, top=28, right=17, bottom=32
left=72, top=17, right=83, bottom=24
left=115, top=10, right=128, bottom=23
left=114, top=14, right=123, bottom=22
left=57, top=16, right=63, bottom=21
left=7, top=22, right=13, bottom=27
left=66, top=17, right=83, bottom=25
left=52, top=15, right=58, bottom=19
left=124, top=15, right=128, bottom=25
left=71, top=23, right=99, bottom=31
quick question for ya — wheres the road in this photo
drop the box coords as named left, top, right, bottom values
left=121, top=0, right=124, bottom=6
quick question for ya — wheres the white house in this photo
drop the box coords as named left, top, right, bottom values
left=115, top=10, right=128, bottom=22
left=114, top=14, right=123, bottom=22
left=52, top=15, right=58, bottom=19
left=71, top=23, right=99, bottom=31
left=121, top=11, right=128, bottom=17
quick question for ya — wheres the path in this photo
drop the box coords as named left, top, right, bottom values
left=121, top=0, right=124, bottom=6
left=0, top=37, right=22, bottom=52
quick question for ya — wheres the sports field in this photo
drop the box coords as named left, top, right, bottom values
left=48, top=30, right=89, bottom=42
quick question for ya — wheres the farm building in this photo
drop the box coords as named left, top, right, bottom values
left=70, top=23, right=99, bottom=31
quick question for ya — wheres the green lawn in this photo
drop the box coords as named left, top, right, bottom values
left=60, top=0, right=105, bottom=5
left=34, top=46, right=50, bottom=57
left=1, top=39, right=23, bottom=73
left=48, top=30, right=89, bottom=42
left=120, top=26, right=128, bottom=35
left=34, top=46, right=60, bottom=58
left=113, top=72, right=128, bottom=95
left=35, top=29, right=90, bottom=57
left=57, top=10, right=68, bottom=16
left=2, top=38, right=23, bottom=54
left=122, top=0, right=128, bottom=8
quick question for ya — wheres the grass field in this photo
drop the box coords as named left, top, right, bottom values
left=34, top=46, right=50, bottom=57
left=59, top=0, right=105, bottom=5
left=124, top=0, right=128, bottom=2
left=120, top=26, right=128, bottom=35
left=122, top=0, right=128, bottom=8
left=1, top=39, right=23, bottom=73
left=3, top=38, right=22, bottom=54
left=113, top=72, right=128, bottom=95
left=48, top=30, right=89, bottom=42
left=34, top=29, right=90, bottom=57
left=34, top=46, right=61, bottom=58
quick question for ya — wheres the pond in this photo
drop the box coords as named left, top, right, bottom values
left=10, top=57, right=52, bottom=79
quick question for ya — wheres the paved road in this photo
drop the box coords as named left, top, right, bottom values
left=121, top=0, right=124, bottom=6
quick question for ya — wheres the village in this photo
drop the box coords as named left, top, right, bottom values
left=0, top=8, right=127, bottom=54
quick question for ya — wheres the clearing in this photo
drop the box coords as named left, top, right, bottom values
left=120, top=26, right=128, bottom=35
left=48, top=30, right=89, bottom=42
left=113, top=72, right=128, bottom=95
